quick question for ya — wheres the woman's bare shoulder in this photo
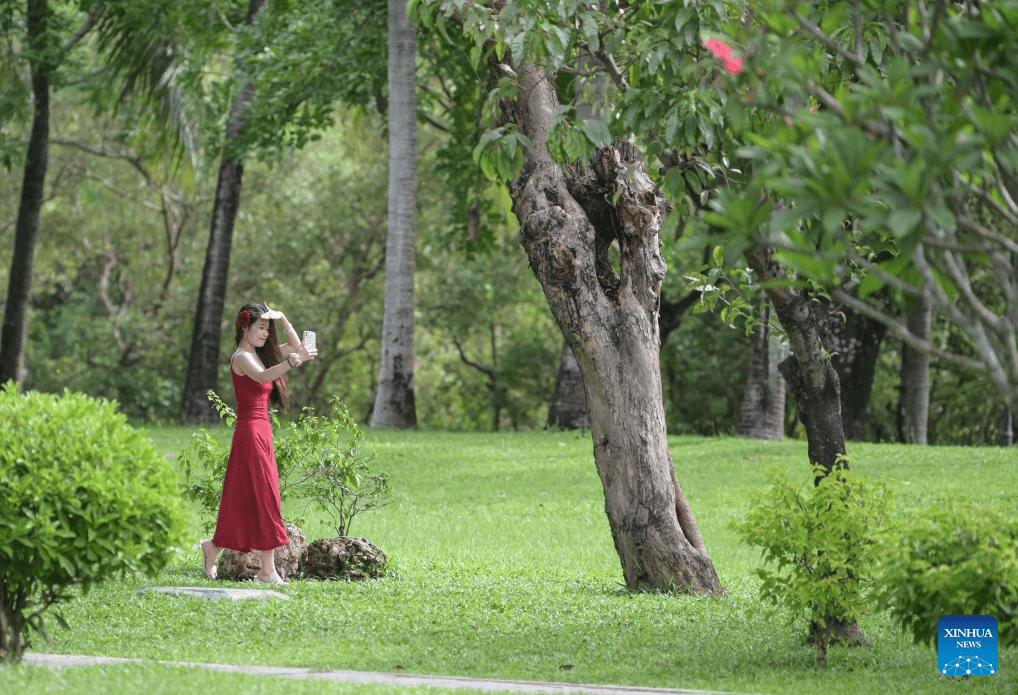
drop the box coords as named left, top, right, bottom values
left=231, top=349, right=260, bottom=376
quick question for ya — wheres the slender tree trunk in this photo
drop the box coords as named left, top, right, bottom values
left=507, top=64, right=721, bottom=594
left=817, top=297, right=887, bottom=441
left=547, top=340, right=589, bottom=429
left=0, top=0, right=51, bottom=388
left=897, top=292, right=931, bottom=444
left=746, top=240, right=867, bottom=645
left=737, top=303, right=787, bottom=440
left=1000, top=408, right=1013, bottom=447
left=371, top=0, right=418, bottom=428
left=747, top=243, right=847, bottom=478
left=179, top=0, right=265, bottom=423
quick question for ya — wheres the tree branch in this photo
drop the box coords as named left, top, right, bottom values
left=911, top=245, right=1012, bottom=392
left=61, top=4, right=102, bottom=56
left=453, top=336, right=495, bottom=381
left=831, top=289, right=985, bottom=372
left=592, top=47, right=628, bottom=92
left=794, top=12, right=863, bottom=67
left=952, top=170, right=1018, bottom=228
left=50, top=139, right=153, bottom=185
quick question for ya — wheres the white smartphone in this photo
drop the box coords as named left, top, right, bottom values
left=303, top=330, right=316, bottom=351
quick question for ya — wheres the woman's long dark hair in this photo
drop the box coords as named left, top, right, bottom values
left=234, top=303, right=289, bottom=410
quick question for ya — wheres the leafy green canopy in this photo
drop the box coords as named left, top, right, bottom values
left=0, top=381, right=186, bottom=662
left=74, top=0, right=387, bottom=165
left=412, top=1, right=1018, bottom=414
left=223, top=0, right=387, bottom=160
left=705, top=0, right=1018, bottom=407
left=410, top=0, right=746, bottom=200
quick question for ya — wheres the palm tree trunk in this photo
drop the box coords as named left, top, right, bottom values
left=371, top=0, right=418, bottom=428
left=0, top=0, right=51, bottom=388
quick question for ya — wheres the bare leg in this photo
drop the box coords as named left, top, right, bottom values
left=254, top=548, right=285, bottom=584
left=198, top=540, right=219, bottom=580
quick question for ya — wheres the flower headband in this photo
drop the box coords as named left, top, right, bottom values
left=236, top=310, right=253, bottom=330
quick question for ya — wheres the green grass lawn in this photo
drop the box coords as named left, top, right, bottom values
left=3, top=428, right=1016, bottom=694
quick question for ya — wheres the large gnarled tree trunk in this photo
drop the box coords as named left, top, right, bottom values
left=507, top=64, right=721, bottom=594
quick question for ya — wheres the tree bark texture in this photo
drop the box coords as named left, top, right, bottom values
left=897, top=292, right=930, bottom=444
left=179, top=0, right=265, bottom=424
left=816, top=297, right=887, bottom=441
left=508, top=65, right=721, bottom=594
left=746, top=242, right=847, bottom=479
left=0, top=0, right=51, bottom=388
left=372, top=0, right=418, bottom=428
left=747, top=241, right=863, bottom=645
left=547, top=340, right=589, bottom=429
left=737, top=303, right=787, bottom=440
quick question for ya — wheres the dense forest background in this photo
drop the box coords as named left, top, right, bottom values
left=1, top=0, right=1012, bottom=445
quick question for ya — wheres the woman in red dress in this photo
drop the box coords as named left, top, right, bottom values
left=198, top=303, right=317, bottom=584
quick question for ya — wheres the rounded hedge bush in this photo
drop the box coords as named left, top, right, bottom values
left=0, top=383, right=186, bottom=663
left=880, top=500, right=1018, bottom=648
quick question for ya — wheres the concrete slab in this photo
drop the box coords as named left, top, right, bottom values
left=138, top=586, right=290, bottom=601
left=23, top=653, right=751, bottom=695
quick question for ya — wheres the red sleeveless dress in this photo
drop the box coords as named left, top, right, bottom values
left=211, top=370, right=289, bottom=552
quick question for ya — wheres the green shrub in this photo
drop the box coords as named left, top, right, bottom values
left=732, top=464, right=892, bottom=654
left=0, top=382, right=186, bottom=664
left=879, top=501, right=1018, bottom=647
left=180, top=391, right=390, bottom=537
left=178, top=391, right=236, bottom=529
left=275, top=397, right=390, bottom=537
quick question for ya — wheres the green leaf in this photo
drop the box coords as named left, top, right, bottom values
left=579, top=118, right=611, bottom=147
left=887, top=208, right=922, bottom=239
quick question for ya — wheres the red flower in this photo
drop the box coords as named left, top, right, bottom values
left=236, top=310, right=251, bottom=330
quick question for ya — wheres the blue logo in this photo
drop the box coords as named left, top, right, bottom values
left=938, top=615, right=998, bottom=675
